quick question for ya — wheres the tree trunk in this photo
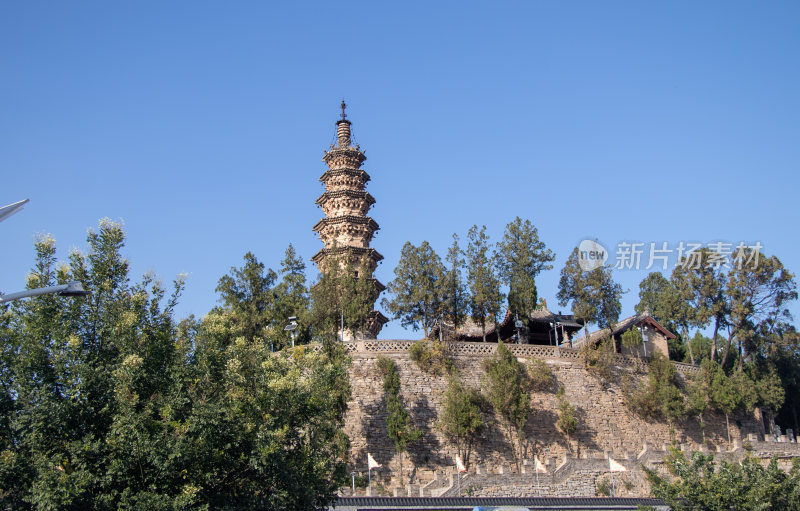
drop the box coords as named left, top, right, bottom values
left=725, top=413, right=731, bottom=446
left=737, top=340, right=744, bottom=372
left=721, top=326, right=733, bottom=369
left=711, top=318, right=720, bottom=362
left=482, top=320, right=486, bottom=342
left=683, top=325, right=695, bottom=364
left=699, top=416, right=706, bottom=445
left=400, top=451, right=404, bottom=487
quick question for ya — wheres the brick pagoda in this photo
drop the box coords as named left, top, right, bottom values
left=312, top=102, right=388, bottom=339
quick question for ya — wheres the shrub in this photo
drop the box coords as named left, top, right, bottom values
left=409, top=339, right=455, bottom=375
left=596, top=476, right=612, bottom=496
left=528, top=357, right=555, bottom=392
left=624, top=353, right=685, bottom=425
left=556, top=386, right=578, bottom=451
left=580, top=336, right=616, bottom=382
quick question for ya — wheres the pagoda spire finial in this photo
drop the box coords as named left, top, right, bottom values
left=336, top=100, right=352, bottom=147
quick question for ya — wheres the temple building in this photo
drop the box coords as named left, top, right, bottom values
left=312, top=102, right=388, bottom=338
left=432, top=304, right=585, bottom=346
left=572, top=312, right=674, bottom=359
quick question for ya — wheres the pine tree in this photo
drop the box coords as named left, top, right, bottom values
left=483, top=343, right=531, bottom=472
left=273, top=244, right=310, bottom=347
left=444, top=234, right=469, bottom=337
left=496, top=217, right=555, bottom=322
left=383, top=241, right=446, bottom=337
left=376, top=356, right=421, bottom=486
left=309, top=250, right=377, bottom=340
left=557, top=248, right=623, bottom=337
left=438, top=377, right=485, bottom=466
left=466, top=225, right=505, bottom=342
left=214, top=251, right=277, bottom=343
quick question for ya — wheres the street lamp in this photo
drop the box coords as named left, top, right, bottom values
left=0, top=198, right=29, bottom=223
left=514, top=315, right=524, bottom=344
left=0, top=281, right=90, bottom=304
left=1, top=198, right=91, bottom=304
left=284, top=316, right=298, bottom=347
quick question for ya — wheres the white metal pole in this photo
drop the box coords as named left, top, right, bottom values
left=611, top=470, right=615, bottom=497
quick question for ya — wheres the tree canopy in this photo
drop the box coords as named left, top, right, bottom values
left=496, top=217, right=555, bottom=322
left=466, top=225, right=505, bottom=342
left=557, top=248, right=623, bottom=335
left=0, top=221, right=350, bottom=510
left=383, top=241, right=446, bottom=338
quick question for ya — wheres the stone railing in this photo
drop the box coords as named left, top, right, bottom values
left=313, top=339, right=701, bottom=374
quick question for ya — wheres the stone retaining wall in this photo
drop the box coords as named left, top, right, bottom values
left=335, top=340, right=791, bottom=497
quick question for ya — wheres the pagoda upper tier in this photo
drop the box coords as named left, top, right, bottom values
left=312, top=104, right=383, bottom=268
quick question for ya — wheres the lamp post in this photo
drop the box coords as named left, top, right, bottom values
left=1, top=199, right=91, bottom=304
left=0, top=281, right=90, bottom=304
left=0, top=198, right=29, bottom=223
left=284, top=316, right=298, bottom=347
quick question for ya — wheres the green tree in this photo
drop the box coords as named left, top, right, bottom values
left=272, top=244, right=311, bottom=347
left=376, top=356, right=421, bottom=486
left=383, top=241, right=446, bottom=338
left=754, top=366, right=785, bottom=435
left=686, top=359, right=716, bottom=444
left=437, top=377, right=485, bottom=467
left=309, top=250, right=377, bottom=340
left=483, top=343, right=531, bottom=471
left=625, top=353, right=685, bottom=426
left=343, top=256, right=378, bottom=335
left=528, top=357, right=555, bottom=392
left=443, top=234, right=469, bottom=336
left=724, top=250, right=797, bottom=371
left=668, top=249, right=729, bottom=364
left=710, top=364, right=745, bottom=445
left=0, top=221, right=352, bottom=510
left=645, top=448, right=800, bottom=511
left=557, top=248, right=623, bottom=338
left=621, top=328, right=644, bottom=361
left=215, top=251, right=277, bottom=343
left=466, top=226, right=505, bottom=342
left=496, top=217, right=555, bottom=322
left=771, top=329, right=800, bottom=435
left=635, top=272, right=680, bottom=331
left=668, top=263, right=701, bottom=364
left=556, top=387, right=578, bottom=453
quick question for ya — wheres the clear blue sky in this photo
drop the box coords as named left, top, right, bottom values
left=2, top=1, right=798, bottom=339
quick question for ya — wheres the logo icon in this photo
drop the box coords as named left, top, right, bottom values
left=578, top=239, right=608, bottom=271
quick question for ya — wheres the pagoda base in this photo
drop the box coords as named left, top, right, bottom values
left=339, top=310, right=388, bottom=340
